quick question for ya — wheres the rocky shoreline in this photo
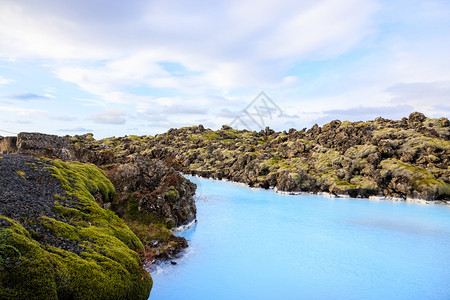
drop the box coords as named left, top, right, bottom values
left=36, top=111, right=447, bottom=201
left=1, top=112, right=449, bottom=298
left=193, top=174, right=450, bottom=206
left=2, top=112, right=449, bottom=203
left=0, top=134, right=198, bottom=298
left=0, top=132, right=198, bottom=259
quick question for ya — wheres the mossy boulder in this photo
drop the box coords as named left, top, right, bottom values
left=0, top=158, right=152, bottom=299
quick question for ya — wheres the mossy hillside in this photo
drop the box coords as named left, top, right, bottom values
left=423, top=117, right=450, bottom=137
left=66, top=114, right=450, bottom=199
left=0, top=160, right=152, bottom=300
left=0, top=217, right=151, bottom=300
left=50, top=159, right=146, bottom=249
left=51, top=160, right=115, bottom=204
left=381, top=159, right=450, bottom=198
left=119, top=197, right=172, bottom=243
left=344, top=144, right=377, bottom=159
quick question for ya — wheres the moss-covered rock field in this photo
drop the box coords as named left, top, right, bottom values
left=0, top=154, right=152, bottom=299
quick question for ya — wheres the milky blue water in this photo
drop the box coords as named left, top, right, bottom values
left=149, top=177, right=450, bottom=300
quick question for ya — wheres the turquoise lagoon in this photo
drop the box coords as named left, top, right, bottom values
left=150, top=177, right=450, bottom=299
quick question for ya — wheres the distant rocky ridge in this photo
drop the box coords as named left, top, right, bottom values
left=158, top=112, right=447, bottom=201
left=1, top=112, right=449, bottom=203
left=38, top=111, right=447, bottom=202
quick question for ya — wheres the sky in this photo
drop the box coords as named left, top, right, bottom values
left=0, top=0, right=449, bottom=138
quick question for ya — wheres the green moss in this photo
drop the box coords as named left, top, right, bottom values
left=0, top=218, right=59, bottom=299
left=202, top=131, right=221, bottom=141
left=50, top=160, right=115, bottom=205
left=127, top=135, right=141, bottom=141
left=372, top=127, right=402, bottom=138
left=0, top=217, right=151, bottom=300
left=350, top=176, right=377, bottom=190
left=335, top=180, right=358, bottom=189
left=345, top=144, right=377, bottom=159
left=381, top=159, right=450, bottom=198
left=187, top=135, right=201, bottom=141
left=40, top=216, right=79, bottom=241
left=403, top=136, right=450, bottom=152
left=120, top=197, right=173, bottom=242
left=16, top=170, right=26, bottom=180
left=85, top=133, right=94, bottom=141
left=1, top=160, right=152, bottom=299
left=269, top=155, right=282, bottom=165
left=312, top=150, right=341, bottom=173
left=381, top=159, right=429, bottom=177
left=0, top=229, right=21, bottom=265
left=165, top=187, right=180, bottom=202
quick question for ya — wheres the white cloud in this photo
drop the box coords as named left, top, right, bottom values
left=57, top=127, right=92, bottom=132
left=90, top=108, right=127, bottom=125
left=7, top=92, right=52, bottom=101
left=254, top=0, right=377, bottom=60
left=0, top=0, right=380, bottom=100
left=0, top=76, right=13, bottom=86
left=0, top=0, right=449, bottom=136
left=312, top=105, right=416, bottom=125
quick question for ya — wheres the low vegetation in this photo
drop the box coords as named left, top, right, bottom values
left=70, top=112, right=450, bottom=200
left=0, top=159, right=152, bottom=300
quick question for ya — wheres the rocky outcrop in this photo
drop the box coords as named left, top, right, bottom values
left=106, top=155, right=197, bottom=227
left=0, top=154, right=152, bottom=299
left=2, top=112, right=449, bottom=201
left=0, top=136, right=17, bottom=154
left=1, top=132, right=197, bottom=225
left=75, top=112, right=449, bottom=201
left=0, top=131, right=198, bottom=261
left=15, top=132, right=74, bottom=159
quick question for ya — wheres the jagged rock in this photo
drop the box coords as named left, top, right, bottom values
left=106, top=156, right=196, bottom=227
left=2, top=112, right=449, bottom=201
left=0, top=136, right=17, bottom=154
left=408, top=111, right=426, bottom=124
left=16, top=132, right=74, bottom=159
left=439, top=117, right=449, bottom=127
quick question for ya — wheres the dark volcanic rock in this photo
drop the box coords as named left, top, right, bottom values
left=1, top=132, right=198, bottom=225
left=0, top=154, right=152, bottom=299
left=0, top=136, right=17, bottom=154
left=0, top=154, right=82, bottom=252
left=16, top=132, right=74, bottom=159
left=106, top=155, right=197, bottom=227
left=1, top=112, right=448, bottom=201
left=119, top=111, right=448, bottom=201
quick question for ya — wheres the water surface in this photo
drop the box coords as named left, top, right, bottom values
left=150, top=177, right=450, bottom=299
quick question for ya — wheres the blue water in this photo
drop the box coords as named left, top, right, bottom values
left=149, top=177, right=450, bottom=300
